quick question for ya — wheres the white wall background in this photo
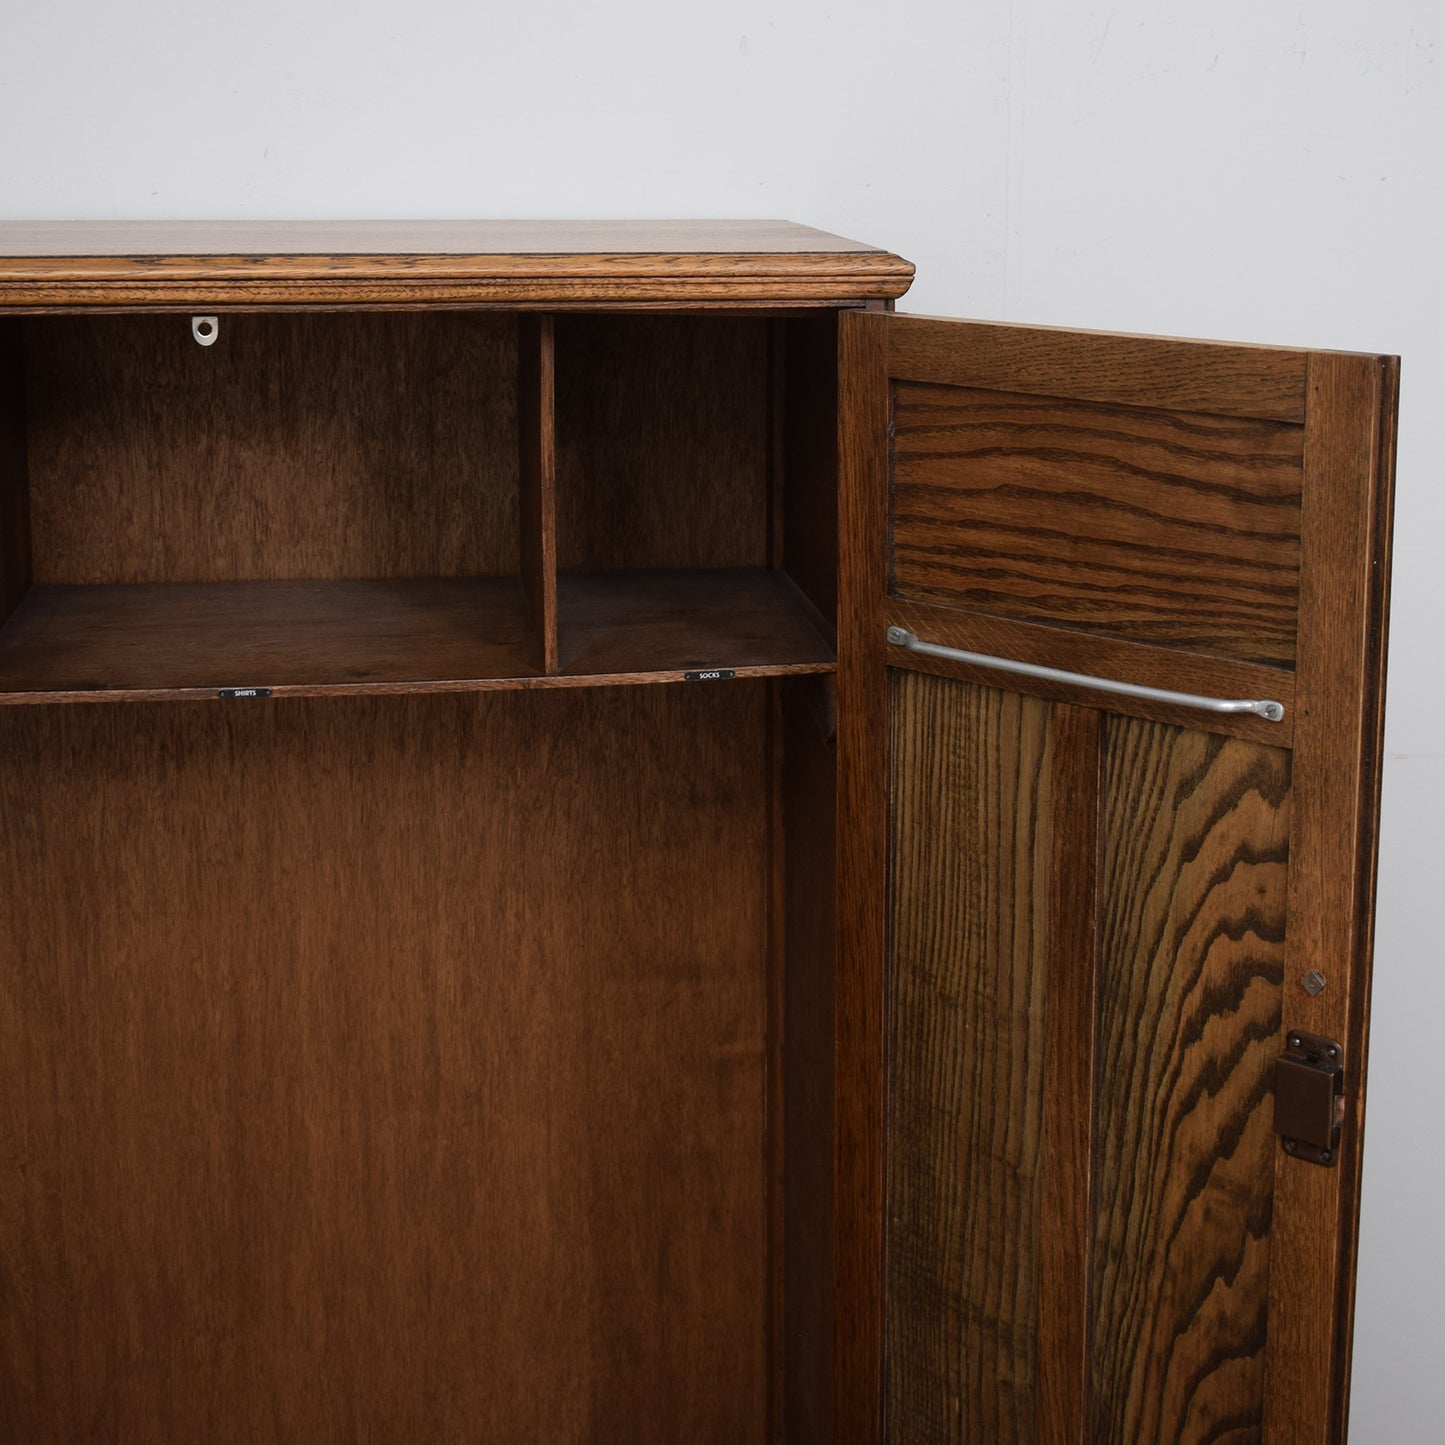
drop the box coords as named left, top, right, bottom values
left=1, top=2, right=1438, bottom=1436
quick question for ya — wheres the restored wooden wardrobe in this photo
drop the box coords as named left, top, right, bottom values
left=0, top=222, right=1396, bottom=1443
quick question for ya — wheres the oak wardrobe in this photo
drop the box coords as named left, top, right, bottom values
left=0, top=221, right=1396, bottom=1443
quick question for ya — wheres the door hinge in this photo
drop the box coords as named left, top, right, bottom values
left=1275, top=1030, right=1345, bottom=1167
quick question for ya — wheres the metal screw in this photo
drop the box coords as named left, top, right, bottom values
left=1326, top=1045, right=1339, bottom=1059
left=1285, top=1139, right=1298, bottom=1152
left=1289, top=1035, right=1302, bottom=1049
left=1321, top=1150, right=1332, bottom=1163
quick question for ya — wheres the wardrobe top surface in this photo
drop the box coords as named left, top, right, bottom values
left=0, top=219, right=915, bottom=308
left=0, top=219, right=890, bottom=257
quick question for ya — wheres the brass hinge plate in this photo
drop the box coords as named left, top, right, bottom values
left=1275, top=1030, right=1345, bottom=1168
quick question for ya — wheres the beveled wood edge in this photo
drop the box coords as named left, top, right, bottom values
left=0, top=251, right=916, bottom=310
left=0, top=250, right=914, bottom=278
left=0, top=661, right=838, bottom=707
left=884, top=599, right=1297, bottom=747
left=1262, top=351, right=1397, bottom=1445
left=885, top=313, right=1310, bottom=422
left=0, top=303, right=869, bottom=319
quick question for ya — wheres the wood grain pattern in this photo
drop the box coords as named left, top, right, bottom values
left=0, top=571, right=835, bottom=703
left=780, top=676, right=839, bottom=1445
left=1036, top=705, right=1102, bottom=1445
left=834, top=309, right=891, bottom=1445
left=0, top=221, right=914, bottom=310
left=1091, top=717, right=1290, bottom=1445
left=768, top=682, right=789, bottom=1442
left=1262, top=352, right=1397, bottom=1445
left=556, top=569, right=835, bottom=678
left=555, top=316, right=769, bottom=572
left=518, top=313, right=559, bottom=672
left=0, top=685, right=772, bottom=1443
left=24, top=312, right=520, bottom=584
left=885, top=599, right=1296, bottom=748
left=866, top=316, right=1396, bottom=1445
left=0, top=579, right=541, bottom=700
left=887, top=317, right=1308, bottom=423
left=890, top=381, right=1304, bottom=666
left=0, top=318, right=29, bottom=625
left=886, top=671, right=1052, bottom=1445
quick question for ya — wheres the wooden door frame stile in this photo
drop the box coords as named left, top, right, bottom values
left=1261, top=352, right=1398, bottom=1445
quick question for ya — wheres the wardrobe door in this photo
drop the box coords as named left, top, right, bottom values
left=836, top=312, right=1397, bottom=1445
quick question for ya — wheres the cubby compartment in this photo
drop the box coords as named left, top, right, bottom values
left=0, top=311, right=541, bottom=699
left=550, top=313, right=839, bottom=682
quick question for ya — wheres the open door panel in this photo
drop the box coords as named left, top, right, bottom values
left=836, top=313, right=1397, bottom=1444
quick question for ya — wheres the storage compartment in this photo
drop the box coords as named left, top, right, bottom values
left=0, top=311, right=837, bottom=701
left=548, top=314, right=839, bottom=686
left=0, top=682, right=834, bottom=1440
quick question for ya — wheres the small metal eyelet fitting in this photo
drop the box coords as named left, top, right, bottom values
left=192, top=316, right=219, bottom=347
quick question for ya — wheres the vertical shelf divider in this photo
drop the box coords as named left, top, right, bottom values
left=518, top=313, right=559, bottom=674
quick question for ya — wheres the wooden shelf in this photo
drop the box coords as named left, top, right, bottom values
left=0, top=579, right=542, bottom=703
left=559, top=569, right=835, bottom=680
left=0, top=569, right=835, bottom=705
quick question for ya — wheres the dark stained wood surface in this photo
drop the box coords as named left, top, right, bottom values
left=0, top=579, right=541, bottom=700
left=850, top=314, right=1397, bottom=1445
left=834, top=310, right=891, bottom=1443
left=888, top=317, right=1309, bottom=423
left=890, top=382, right=1304, bottom=666
left=1262, top=352, right=1398, bottom=1445
left=555, top=315, right=769, bottom=571
left=886, top=672, right=1051, bottom=1444
left=767, top=684, right=788, bottom=1441
left=0, top=319, right=29, bottom=625
left=0, top=234, right=1395, bottom=1443
left=0, top=221, right=915, bottom=309
left=780, top=314, right=841, bottom=629
left=518, top=313, right=559, bottom=672
left=1331, top=356, right=1399, bottom=1440
left=557, top=569, right=834, bottom=678
left=0, top=685, right=774, bottom=1443
left=779, top=676, right=839, bottom=1445
left=1036, top=705, right=1102, bottom=1445
left=1091, top=719, right=1290, bottom=1443
left=0, top=571, right=836, bottom=703
left=24, top=312, right=520, bottom=585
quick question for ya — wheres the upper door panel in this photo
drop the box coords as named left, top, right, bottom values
left=888, top=319, right=1307, bottom=666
